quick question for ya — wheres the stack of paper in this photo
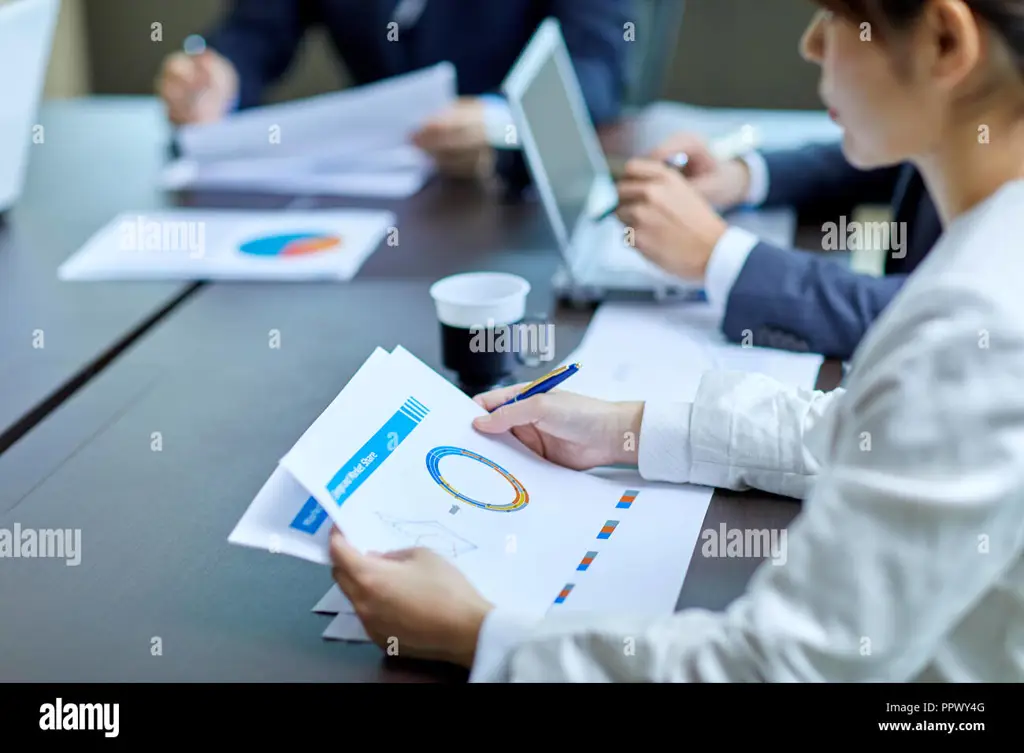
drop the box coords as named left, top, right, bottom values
left=161, top=63, right=457, bottom=199
left=57, top=208, right=395, bottom=281
left=229, top=346, right=715, bottom=642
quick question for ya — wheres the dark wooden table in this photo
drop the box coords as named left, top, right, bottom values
left=0, top=97, right=839, bottom=681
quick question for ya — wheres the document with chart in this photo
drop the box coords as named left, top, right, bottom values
left=229, top=345, right=714, bottom=633
left=278, top=346, right=630, bottom=616
left=57, top=209, right=395, bottom=281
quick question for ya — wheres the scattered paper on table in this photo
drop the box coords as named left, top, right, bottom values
left=162, top=63, right=456, bottom=198
left=57, top=209, right=394, bottom=281
left=561, top=301, right=824, bottom=401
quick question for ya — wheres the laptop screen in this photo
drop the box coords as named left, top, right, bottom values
left=517, top=53, right=601, bottom=247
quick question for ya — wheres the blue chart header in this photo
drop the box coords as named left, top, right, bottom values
left=289, top=397, right=429, bottom=534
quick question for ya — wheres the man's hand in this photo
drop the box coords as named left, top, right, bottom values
left=411, top=97, right=496, bottom=179
left=614, top=158, right=729, bottom=280
left=329, top=528, right=492, bottom=669
left=648, top=131, right=752, bottom=209
left=156, top=49, right=239, bottom=125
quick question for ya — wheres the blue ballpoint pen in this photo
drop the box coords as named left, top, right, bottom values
left=490, top=363, right=581, bottom=412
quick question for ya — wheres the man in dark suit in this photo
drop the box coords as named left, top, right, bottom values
left=156, top=0, right=630, bottom=185
left=614, top=137, right=941, bottom=360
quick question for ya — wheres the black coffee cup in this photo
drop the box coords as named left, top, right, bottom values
left=429, top=272, right=554, bottom=396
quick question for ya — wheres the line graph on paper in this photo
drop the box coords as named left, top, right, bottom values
left=374, top=513, right=478, bottom=558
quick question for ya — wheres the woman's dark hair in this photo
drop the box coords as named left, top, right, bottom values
left=812, top=0, right=1024, bottom=76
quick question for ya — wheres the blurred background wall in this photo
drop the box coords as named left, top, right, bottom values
left=38, top=0, right=823, bottom=109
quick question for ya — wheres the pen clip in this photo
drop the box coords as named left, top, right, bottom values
left=519, top=364, right=570, bottom=393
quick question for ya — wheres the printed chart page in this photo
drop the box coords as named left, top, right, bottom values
left=279, top=346, right=638, bottom=616
left=228, top=348, right=393, bottom=564
left=58, top=209, right=394, bottom=281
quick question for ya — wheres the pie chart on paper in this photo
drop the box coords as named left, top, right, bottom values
left=238, top=232, right=343, bottom=258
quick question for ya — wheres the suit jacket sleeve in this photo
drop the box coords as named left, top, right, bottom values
left=204, top=0, right=313, bottom=110
left=761, top=142, right=904, bottom=216
left=721, top=242, right=908, bottom=359
left=498, top=0, right=629, bottom=195
left=551, top=0, right=630, bottom=126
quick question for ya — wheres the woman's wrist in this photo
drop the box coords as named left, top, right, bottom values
left=612, top=401, right=645, bottom=465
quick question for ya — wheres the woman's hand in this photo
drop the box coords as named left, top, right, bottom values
left=329, top=528, right=492, bottom=669
left=472, top=386, right=644, bottom=469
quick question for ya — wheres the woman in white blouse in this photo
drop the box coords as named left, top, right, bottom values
left=329, top=0, right=1024, bottom=682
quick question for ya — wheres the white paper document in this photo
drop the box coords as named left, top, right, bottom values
left=279, top=346, right=643, bottom=617
left=57, top=209, right=394, bottom=281
left=162, top=63, right=456, bottom=198
left=322, top=612, right=371, bottom=642
left=230, top=347, right=392, bottom=563
left=230, top=345, right=719, bottom=642
left=561, top=301, right=824, bottom=402
left=312, top=584, right=353, bottom=615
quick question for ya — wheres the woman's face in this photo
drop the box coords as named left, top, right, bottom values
left=801, top=9, right=943, bottom=168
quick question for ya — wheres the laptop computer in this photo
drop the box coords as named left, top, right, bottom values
left=502, top=17, right=796, bottom=303
left=0, top=0, right=60, bottom=220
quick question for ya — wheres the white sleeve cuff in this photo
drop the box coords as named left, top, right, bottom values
left=637, top=401, right=694, bottom=483
left=479, top=95, right=517, bottom=150
left=704, top=226, right=760, bottom=309
left=468, top=608, right=541, bottom=682
left=740, top=150, right=769, bottom=206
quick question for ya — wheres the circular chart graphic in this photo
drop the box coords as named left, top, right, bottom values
left=238, top=232, right=342, bottom=257
left=425, top=446, right=529, bottom=512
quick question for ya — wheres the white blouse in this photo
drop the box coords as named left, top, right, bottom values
left=470, top=179, right=1024, bottom=683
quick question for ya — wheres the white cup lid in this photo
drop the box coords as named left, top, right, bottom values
left=429, top=272, right=530, bottom=328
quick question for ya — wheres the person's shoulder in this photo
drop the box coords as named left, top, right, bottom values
left=929, top=181, right=1024, bottom=323
left=848, top=182, right=1024, bottom=396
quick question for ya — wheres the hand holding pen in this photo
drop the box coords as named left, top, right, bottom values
left=596, top=125, right=759, bottom=220
left=489, top=362, right=580, bottom=411
left=471, top=364, right=646, bottom=471
left=157, top=34, right=239, bottom=125
left=599, top=127, right=761, bottom=280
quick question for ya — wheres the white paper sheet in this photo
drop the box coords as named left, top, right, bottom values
left=322, top=612, right=371, bottom=642
left=561, top=301, right=823, bottom=402
left=279, top=346, right=628, bottom=617
left=163, top=63, right=456, bottom=197
left=312, top=584, right=353, bottom=614
left=228, top=348, right=392, bottom=564
left=57, top=209, right=394, bottom=281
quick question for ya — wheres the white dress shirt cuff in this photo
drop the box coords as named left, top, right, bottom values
left=637, top=401, right=694, bottom=483
left=479, top=95, right=517, bottom=150
left=703, top=226, right=761, bottom=309
left=740, top=150, right=769, bottom=206
left=468, top=608, right=542, bottom=682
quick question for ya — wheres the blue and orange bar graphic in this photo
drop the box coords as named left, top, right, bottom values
left=554, top=583, right=574, bottom=604
left=616, top=490, right=639, bottom=509
left=577, top=551, right=598, bottom=571
left=597, top=520, right=619, bottom=540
